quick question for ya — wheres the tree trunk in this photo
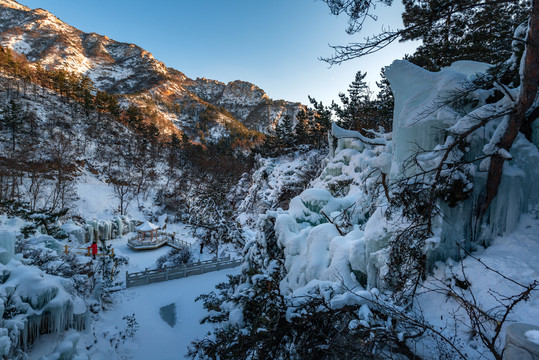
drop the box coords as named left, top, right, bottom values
left=480, top=0, right=539, bottom=217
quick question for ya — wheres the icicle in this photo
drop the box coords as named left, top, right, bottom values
left=73, top=309, right=89, bottom=332
left=0, top=231, right=14, bottom=265
left=127, top=217, right=136, bottom=233
left=85, top=225, right=93, bottom=243
left=116, top=216, right=123, bottom=237
left=106, top=221, right=112, bottom=240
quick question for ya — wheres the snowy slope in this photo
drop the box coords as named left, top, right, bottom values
left=237, top=148, right=327, bottom=226
left=416, top=214, right=539, bottom=358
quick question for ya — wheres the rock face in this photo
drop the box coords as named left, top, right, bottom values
left=189, top=78, right=300, bottom=132
left=0, top=0, right=302, bottom=138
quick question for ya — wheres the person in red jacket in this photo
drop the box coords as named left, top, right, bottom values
left=89, top=241, right=98, bottom=259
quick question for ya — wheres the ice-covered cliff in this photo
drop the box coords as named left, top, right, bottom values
left=217, top=59, right=539, bottom=359
left=258, top=59, right=539, bottom=295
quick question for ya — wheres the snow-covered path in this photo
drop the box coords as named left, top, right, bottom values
left=89, top=267, right=240, bottom=360
left=27, top=265, right=240, bottom=360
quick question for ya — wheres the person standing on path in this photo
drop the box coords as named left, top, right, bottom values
left=90, top=241, right=98, bottom=260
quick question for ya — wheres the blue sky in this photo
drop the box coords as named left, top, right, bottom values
left=17, top=0, right=418, bottom=105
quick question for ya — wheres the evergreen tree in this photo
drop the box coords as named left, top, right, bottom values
left=331, top=71, right=380, bottom=132
left=107, top=95, right=121, bottom=119
left=294, top=108, right=310, bottom=144
left=308, top=96, right=332, bottom=149
left=402, top=0, right=531, bottom=71
left=347, top=70, right=371, bottom=102
left=94, top=90, right=112, bottom=121
left=320, top=0, right=531, bottom=67
left=146, top=123, right=160, bottom=140
left=373, top=68, right=394, bottom=131
left=274, top=115, right=294, bottom=148
left=170, top=132, right=181, bottom=148
left=125, top=105, right=143, bottom=129
left=1, top=99, right=23, bottom=152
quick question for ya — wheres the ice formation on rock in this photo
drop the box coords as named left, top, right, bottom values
left=40, top=333, right=80, bottom=360
left=386, top=61, right=539, bottom=262
left=0, top=231, right=14, bottom=265
left=69, top=216, right=135, bottom=244
left=0, top=231, right=86, bottom=357
left=263, top=59, right=539, bottom=297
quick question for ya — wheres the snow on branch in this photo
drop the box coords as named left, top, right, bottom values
left=331, top=123, right=387, bottom=145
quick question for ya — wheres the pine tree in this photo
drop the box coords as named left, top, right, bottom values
left=107, top=95, right=121, bottom=119
left=294, top=109, right=310, bottom=144
left=94, top=91, right=109, bottom=121
left=274, top=115, right=294, bottom=148
left=402, top=0, right=531, bottom=71
left=125, top=105, right=143, bottom=129
left=320, top=0, right=531, bottom=67
left=331, top=71, right=374, bottom=131
left=308, top=96, right=332, bottom=149
left=373, top=68, right=393, bottom=131
left=1, top=99, right=23, bottom=152
left=347, top=70, right=371, bottom=102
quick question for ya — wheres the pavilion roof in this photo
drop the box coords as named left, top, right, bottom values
left=136, top=221, right=159, bottom=232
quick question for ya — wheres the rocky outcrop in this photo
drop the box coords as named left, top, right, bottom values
left=189, top=78, right=301, bottom=132
left=0, top=1, right=172, bottom=94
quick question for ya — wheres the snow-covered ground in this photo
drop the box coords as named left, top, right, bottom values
left=88, top=267, right=240, bottom=360
left=416, top=214, right=539, bottom=357
left=27, top=243, right=239, bottom=360
left=74, top=172, right=157, bottom=222
left=0, top=212, right=240, bottom=360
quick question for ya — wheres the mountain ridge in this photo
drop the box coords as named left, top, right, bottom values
left=0, top=0, right=302, bottom=140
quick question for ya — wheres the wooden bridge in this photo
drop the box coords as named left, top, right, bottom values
left=127, top=232, right=191, bottom=251
left=125, top=256, right=242, bottom=288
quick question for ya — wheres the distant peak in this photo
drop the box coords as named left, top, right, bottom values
left=0, top=0, right=30, bottom=11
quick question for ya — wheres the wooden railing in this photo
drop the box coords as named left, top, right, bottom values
left=125, top=256, right=242, bottom=288
left=63, top=244, right=115, bottom=258
left=165, top=236, right=191, bottom=250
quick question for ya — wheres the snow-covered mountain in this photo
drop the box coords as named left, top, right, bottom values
left=0, top=0, right=302, bottom=139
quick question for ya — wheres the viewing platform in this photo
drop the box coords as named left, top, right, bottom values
left=127, top=220, right=191, bottom=251
left=127, top=236, right=168, bottom=250
left=127, top=235, right=191, bottom=250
